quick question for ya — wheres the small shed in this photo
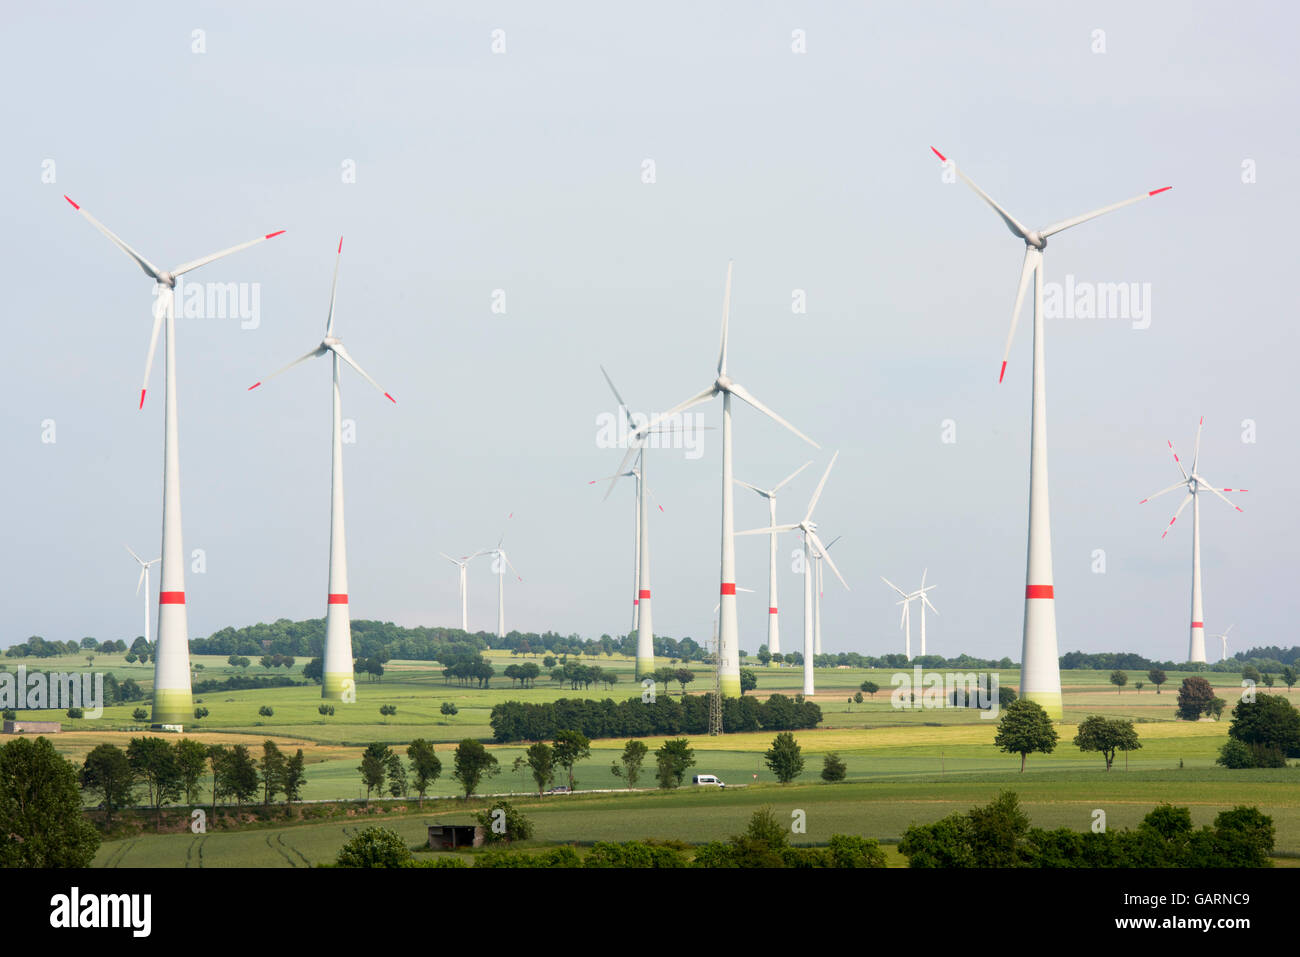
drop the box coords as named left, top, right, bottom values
left=3, top=720, right=61, bottom=734
left=427, top=824, right=486, bottom=849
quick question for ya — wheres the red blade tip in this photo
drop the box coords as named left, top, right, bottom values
left=265, top=230, right=286, bottom=239
left=338, top=237, right=343, bottom=253
left=1149, top=187, right=1172, bottom=196
left=248, top=382, right=261, bottom=391
left=138, top=389, right=146, bottom=409
left=64, top=195, right=80, bottom=210
left=930, top=146, right=947, bottom=162
left=384, top=392, right=395, bottom=403
left=998, top=361, right=1007, bottom=383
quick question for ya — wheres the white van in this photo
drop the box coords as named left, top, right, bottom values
left=692, top=774, right=725, bottom=788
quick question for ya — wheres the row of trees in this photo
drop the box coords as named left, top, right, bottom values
left=78, top=737, right=308, bottom=827
left=899, top=791, right=1275, bottom=867
left=1106, top=667, right=1297, bottom=695
left=489, top=693, right=823, bottom=743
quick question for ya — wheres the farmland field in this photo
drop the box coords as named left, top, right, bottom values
left=6, top=650, right=1297, bottom=866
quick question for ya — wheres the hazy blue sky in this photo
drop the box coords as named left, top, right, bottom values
left=2, top=2, right=1295, bottom=662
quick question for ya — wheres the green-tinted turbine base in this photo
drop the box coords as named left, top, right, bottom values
left=151, top=688, right=193, bottom=726
left=1023, top=689, right=1062, bottom=721
left=635, top=658, right=655, bottom=682
left=323, top=672, right=356, bottom=702
left=718, top=674, right=740, bottom=698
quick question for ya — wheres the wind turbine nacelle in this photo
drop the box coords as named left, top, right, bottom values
left=715, top=374, right=733, bottom=392
left=1026, top=232, right=1046, bottom=250
left=322, top=336, right=341, bottom=348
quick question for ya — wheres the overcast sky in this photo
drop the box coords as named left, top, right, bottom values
left=2, top=2, right=1295, bottom=663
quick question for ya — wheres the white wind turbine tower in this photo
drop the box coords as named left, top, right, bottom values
left=1210, top=624, right=1235, bottom=664
left=608, top=262, right=819, bottom=696
left=66, top=195, right=284, bottom=725
left=811, top=534, right=842, bottom=656
left=441, top=551, right=487, bottom=632
left=735, top=462, right=812, bottom=661
left=1139, top=417, right=1246, bottom=663
left=490, top=535, right=522, bottom=639
left=931, top=147, right=1170, bottom=719
left=124, top=545, right=160, bottom=645
left=249, top=238, right=395, bottom=701
left=882, top=572, right=938, bottom=660
left=738, top=453, right=847, bottom=696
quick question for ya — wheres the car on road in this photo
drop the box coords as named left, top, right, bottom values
left=547, top=785, right=571, bottom=793
left=692, top=774, right=725, bottom=788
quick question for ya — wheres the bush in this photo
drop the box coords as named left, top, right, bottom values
left=131, top=708, right=148, bottom=722
left=821, top=751, right=848, bottom=782
left=257, top=706, right=274, bottom=718
left=440, top=702, right=458, bottom=716
left=474, top=801, right=534, bottom=844
left=335, top=826, right=412, bottom=868
left=66, top=708, right=84, bottom=719
left=584, top=841, right=688, bottom=868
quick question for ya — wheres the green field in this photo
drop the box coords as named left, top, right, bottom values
left=6, top=650, right=1297, bottom=866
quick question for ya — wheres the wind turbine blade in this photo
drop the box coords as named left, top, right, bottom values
left=604, top=386, right=716, bottom=500
left=736, top=524, right=797, bottom=537
left=824, top=535, right=841, bottom=550
left=1161, top=492, right=1195, bottom=539
left=922, top=594, right=940, bottom=615
left=599, top=365, right=633, bottom=429
left=1140, top=480, right=1188, bottom=505
left=772, top=461, right=814, bottom=494
left=733, top=478, right=768, bottom=497
left=1167, top=438, right=1190, bottom=481
left=1040, top=187, right=1171, bottom=239
left=1191, top=416, right=1204, bottom=474
left=929, top=148, right=1030, bottom=240
left=124, top=544, right=144, bottom=565
left=170, top=229, right=287, bottom=277
left=138, top=292, right=167, bottom=409
left=332, top=343, right=396, bottom=403
left=325, top=237, right=343, bottom=337
left=717, top=260, right=733, bottom=375
left=247, top=346, right=327, bottom=391
left=806, top=530, right=848, bottom=590
left=440, top=552, right=462, bottom=566
left=999, top=246, right=1038, bottom=384
left=881, top=577, right=909, bottom=599
left=64, top=197, right=164, bottom=281
left=1198, top=480, right=1244, bottom=513
left=136, top=567, right=146, bottom=595
left=729, top=381, right=819, bottom=450
left=503, top=553, right=521, bottom=580
left=804, top=451, right=839, bottom=522
left=921, top=567, right=927, bottom=589
left=899, top=601, right=909, bottom=629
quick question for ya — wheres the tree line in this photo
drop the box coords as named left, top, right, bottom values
left=489, top=692, right=822, bottom=744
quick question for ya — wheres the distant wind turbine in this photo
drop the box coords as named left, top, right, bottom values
left=441, top=551, right=487, bottom=631
left=124, top=545, right=159, bottom=645
left=1141, top=417, right=1246, bottom=664
left=735, top=461, right=812, bottom=660
left=882, top=571, right=938, bottom=660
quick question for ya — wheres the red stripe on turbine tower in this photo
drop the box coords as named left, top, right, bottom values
left=327, top=594, right=348, bottom=604
left=769, top=607, right=778, bottom=614
left=1192, top=621, right=1204, bottom=628
left=1025, top=585, right=1054, bottom=599
left=639, top=590, right=651, bottom=599
left=159, top=591, right=185, bottom=604
left=633, top=599, right=639, bottom=605
left=720, top=583, right=736, bottom=596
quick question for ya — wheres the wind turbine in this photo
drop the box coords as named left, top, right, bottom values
left=609, top=262, right=819, bottom=696
left=1140, top=417, right=1245, bottom=663
left=736, top=462, right=812, bottom=661
left=1210, top=624, right=1235, bottom=664
left=738, top=453, right=847, bottom=695
left=66, top=195, right=284, bottom=724
left=441, top=551, right=487, bottom=631
left=594, top=366, right=663, bottom=679
left=882, top=572, right=938, bottom=660
left=490, top=536, right=522, bottom=639
left=810, top=534, right=842, bottom=655
left=249, top=238, right=395, bottom=701
left=931, top=146, right=1170, bottom=719
left=124, top=545, right=160, bottom=646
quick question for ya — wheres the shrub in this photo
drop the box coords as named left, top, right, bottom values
left=335, top=826, right=412, bottom=868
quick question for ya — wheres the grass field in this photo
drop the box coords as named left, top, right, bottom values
left=5, top=650, right=1297, bottom=866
